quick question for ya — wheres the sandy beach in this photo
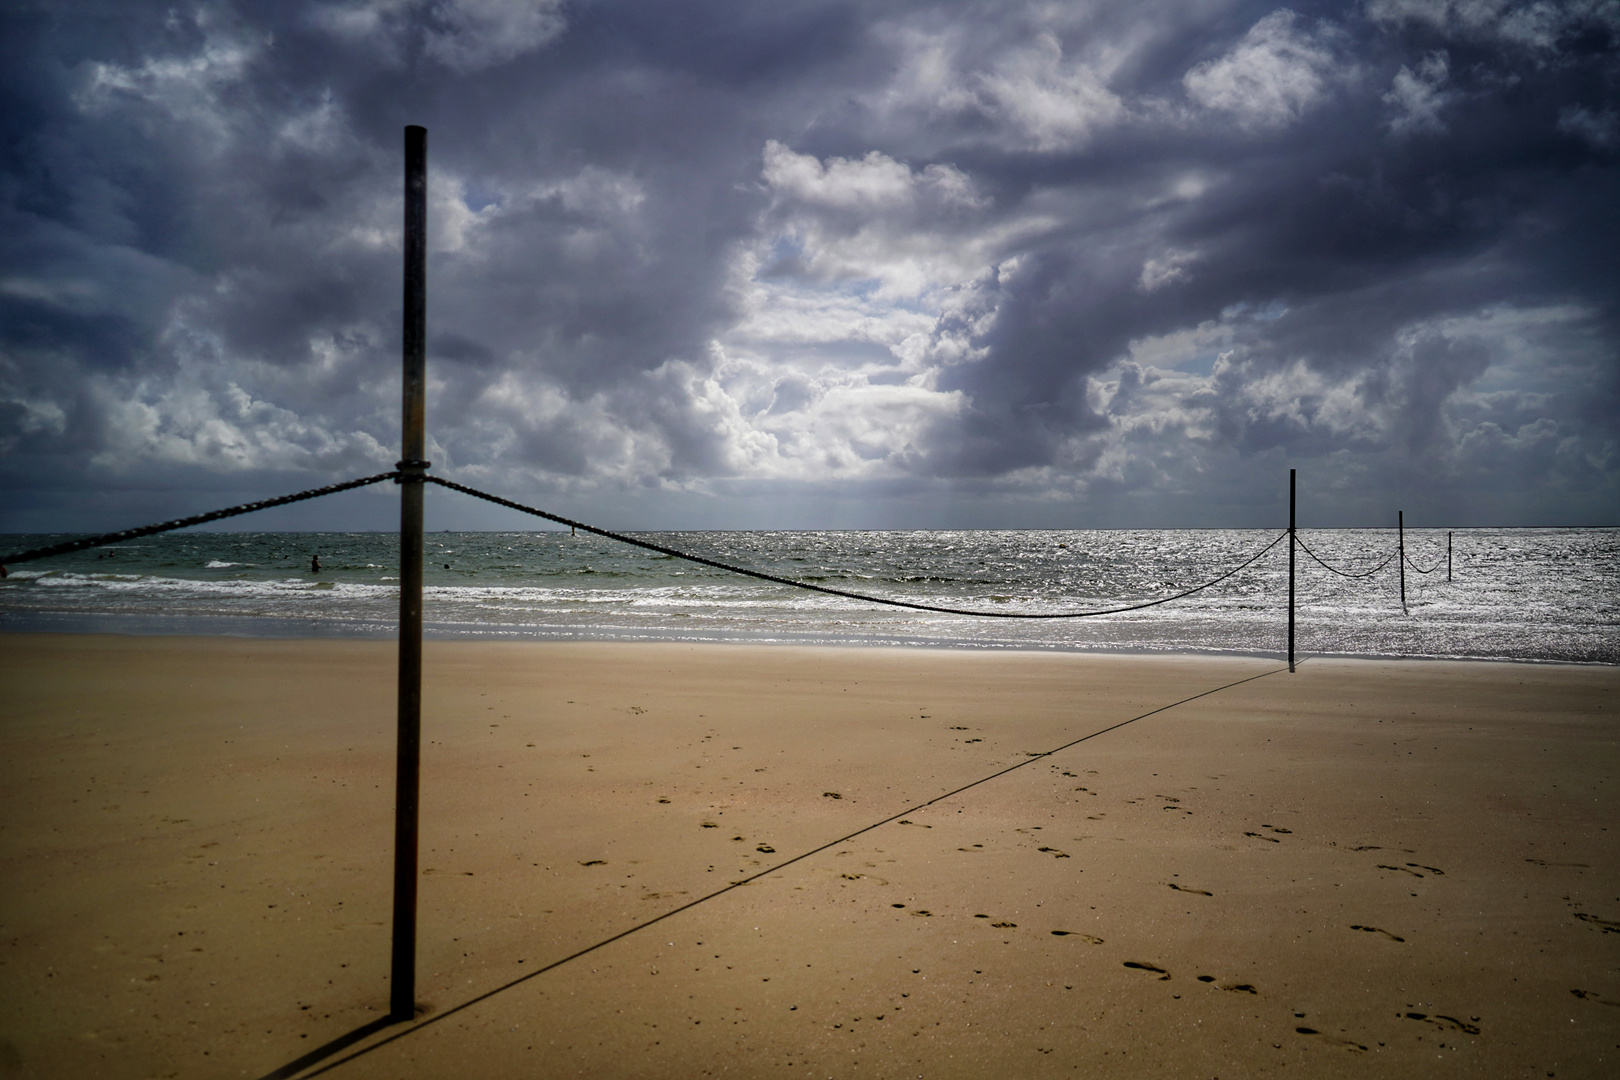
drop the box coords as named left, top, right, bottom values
left=1, top=634, right=1616, bottom=1078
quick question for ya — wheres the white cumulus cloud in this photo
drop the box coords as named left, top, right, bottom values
left=1183, top=10, right=1343, bottom=129
left=973, top=32, right=1128, bottom=151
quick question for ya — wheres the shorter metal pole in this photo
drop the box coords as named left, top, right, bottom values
left=1398, top=510, right=1406, bottom=614
left=1448, top=531, right=1452, bottom=583
left=1288, top=468, right=1295, bottom=673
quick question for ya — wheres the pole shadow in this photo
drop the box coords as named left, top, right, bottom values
left=264, top=663, right=1288, bottom=1078
left=253, top=1015, right=396, bottom=1080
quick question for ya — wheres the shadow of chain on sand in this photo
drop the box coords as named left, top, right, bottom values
left=263, top=663, right=1291, bottom=1079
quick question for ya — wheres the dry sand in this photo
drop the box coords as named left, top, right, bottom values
left=0, top=633, right=1616, bottom=1079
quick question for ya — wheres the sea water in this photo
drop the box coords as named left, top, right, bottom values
left=1, top=528, right=1615, bottom=663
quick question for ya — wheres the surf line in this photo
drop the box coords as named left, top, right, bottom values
left=280, top=661, right=1291, bottom=1079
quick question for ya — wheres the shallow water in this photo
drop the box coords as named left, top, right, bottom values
left=1, top=527, right=1615, bottom=663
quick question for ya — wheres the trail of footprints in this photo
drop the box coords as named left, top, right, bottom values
left=1137, top=832, right=1485, bottom=1056
left=1239, top=831, right=1448, bottom=941
left=1116, top=957, right=1488, bottom=1054
left=985, top=794, right=1481, bottom=1056
left=617, top=744, right=1493, bottom=1059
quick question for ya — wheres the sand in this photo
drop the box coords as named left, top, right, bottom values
left=0, top=633, right=1616, bottom=1079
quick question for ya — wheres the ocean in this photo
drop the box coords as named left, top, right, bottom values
left=1, top=528, right=1615, bottom=664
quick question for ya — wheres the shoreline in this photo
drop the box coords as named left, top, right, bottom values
left=3, top=616, right=1612, bottom=667
left=2, top=635, right=1616, bottom=1078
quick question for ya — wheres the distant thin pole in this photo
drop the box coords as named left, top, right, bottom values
left=1398, top=510, right=1406, bottom=614
left=1288, top=468, right=1295, bottom=673
left=1448, top=531, right=1452, bottom=583
left=392, top=124, right=428, bottom=1024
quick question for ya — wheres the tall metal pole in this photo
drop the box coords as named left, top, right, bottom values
left=1288, top=468, right=1295, bottom=673
left=1448, top=531, right=1452, bottom=583
left=392, top=124, right=428, bottom=1024
left=1398, top=510, right=1406, bottom=614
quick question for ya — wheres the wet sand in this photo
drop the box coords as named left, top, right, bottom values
left=0, top=634, right=1616, bottom=1079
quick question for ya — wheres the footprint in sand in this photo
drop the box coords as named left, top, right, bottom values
left=1194, top=976, right=1258, bottom=994
left=1167, top=883, right=1213, bottom=896
left=1571, top=989, right=1620, bottom=1007
left=1526, top=857, right=1590, bottom=868
left=1293, top=1027, right=1368, bottom=1052
left=1050, top=931, right=1104, bottom=944
left=1349, top=844, right=1381, bottom=852
left=1402, top=1012, right=1480, bottom=1035
left=1377, top=864, right=1427, bottom=878
left=1574, top=912, right=1620, bottom=933
left=1350, top=924, right=1405, bottom=942
left=1123, top=961, right=1170, bottom=980
left=1245, top=832, right=1281, bottom=844
left=579, top=859, right=607, bottom=867
left=1037, top=847, right=1070, bottom=858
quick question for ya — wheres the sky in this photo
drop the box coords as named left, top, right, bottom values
left=2, top=0, right=1617, bottom=534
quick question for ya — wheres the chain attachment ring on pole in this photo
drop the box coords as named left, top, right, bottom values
left=394, top=459, right=432, bottom=484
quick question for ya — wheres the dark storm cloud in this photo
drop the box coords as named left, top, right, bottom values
left=0, top=0, right=1615, bottom=531
left=894, top=1, right=1619, bottom=518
